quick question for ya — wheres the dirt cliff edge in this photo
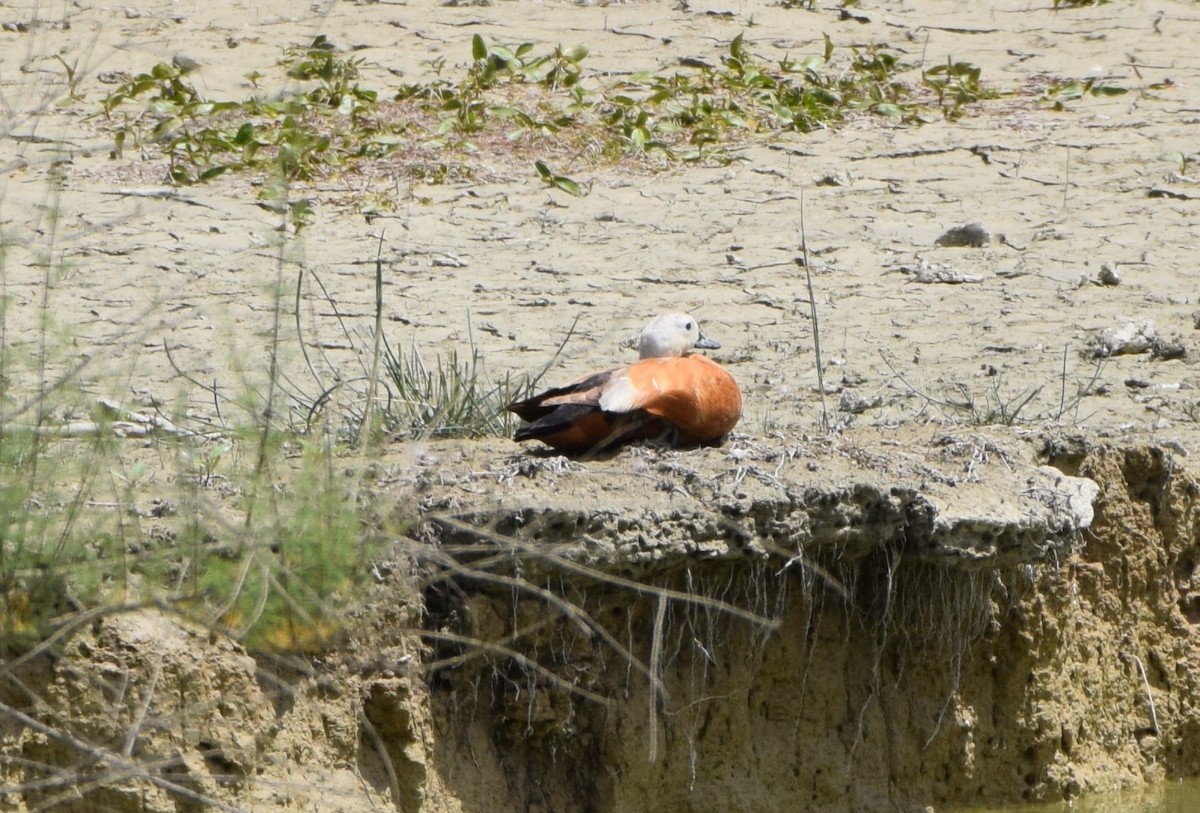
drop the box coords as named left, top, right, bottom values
left=4, top=430, right=1199, bottom=812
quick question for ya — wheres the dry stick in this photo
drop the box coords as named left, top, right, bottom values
left=25, top=753, right=219, bottom=813
left=300, top=266, right=375, bottom=380
left=532, top=312, right=582, bottom=389
left=1057, top=344, right=1069, bottom=422
left=360, top=231, right=386, bottom=453
left=647, top=593, right=667, bottom=763
left=799, top=187, right=829, bottom=433
left=15, top=757, right=160, bottom=803
left=238, top=559, right=277, bottom=638
left=120, top=657, right=163, bottom=757
left=0, top=698, right=245, bottom=813
left=769, top=542, right=851, bottom=603
left=357, top=710, right=404, bottom=811
left=1130, top=654, right=1161, bottom=735
left=424, top=629, right=615, bottom=707
left=1061, top=146, right=1071, bottom=211
left=420, top=615, right=559, bottom=673
left=252, top=241, right=286, bottom=481
left=879, top=349, right=966, bottom=417
left=207, top=545, right=257, bottom=632
left=4, top=302, right=159, bottom=422
left=244, top=208, right=291, bottom=545
left=22, top=191, right=61, bottom=549
left=410, top=539, right=663, bottom=695
left=428, top=515, right=781, bottom=630
left=293, top=268, right=321, bottom=387
left=161, top=339, right=233, bottom=427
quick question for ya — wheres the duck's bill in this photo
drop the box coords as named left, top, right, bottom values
left=694, top=335, right=721, bottom=350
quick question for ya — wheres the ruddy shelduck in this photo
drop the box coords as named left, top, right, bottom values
left=507, top=313, right=742, bottom=455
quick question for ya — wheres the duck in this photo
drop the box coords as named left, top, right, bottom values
left=507, top=312, right=742, bottom=455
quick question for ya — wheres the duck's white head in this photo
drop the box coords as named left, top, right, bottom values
left=636, top=312, right=721, bottom=359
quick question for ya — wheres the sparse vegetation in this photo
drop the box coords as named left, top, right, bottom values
left=922, top=57, right=996, bottom=119
left=90, top=29, right=1143, bottom=205
left=92, top=32, right=1000, bottom=196
left=881, top=349, right=1107, bottom=427
left=1041, top=75, right=1130, bottom=109
left=379, top=341, right=531, bottom=441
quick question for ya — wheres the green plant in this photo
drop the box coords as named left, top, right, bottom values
left=92, top=31, right=974, bottom=193
left=97, top=38, right=399, bottom=189
left=379, top=339, right=532, bottom=440
left=922, top=58, right=995, bottom=119
left=51, top=55, right=86, bottom=104
left=535, top=160, right=585, bottom=195
left=1041, top=76, right=1129, bottom=110
left=196, top=441, right=377, bottom=652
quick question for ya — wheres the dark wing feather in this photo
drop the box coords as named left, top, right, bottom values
left=506, top=369, right=615, bottom=422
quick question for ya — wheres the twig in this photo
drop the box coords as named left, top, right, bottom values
left=798, top=187, right=829, bottom=433
left=411, top=539, right=663, bottom=693
left=0, top=698, right=245, bottom=813
left=420, top=616, right=558, bottom=673
left=357, top=709, right=404, bottom=809
left=1129, top=653, right=1160, bottom=736
left=771, top=542, right=851, bottom=602
left=120, top=658, right=163, bottom=757
left=648, top=593, right=667, bottom=763
left=1057, top=344, right=1069, bottom=422
left=422, top=629, right=615, bottom=707
left=360, top=231, right=386, bottom=452
left=1061, top=146, right=1071, bottom=211
left=532, top=311, right=581, bottom=389
left=427, top=514, right=781, bottom=630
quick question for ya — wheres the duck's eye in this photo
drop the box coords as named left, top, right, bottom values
left=686, top=321, right=694, bottom=330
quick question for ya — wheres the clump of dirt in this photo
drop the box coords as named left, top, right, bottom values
left=0, top=592, right=439, bottom=813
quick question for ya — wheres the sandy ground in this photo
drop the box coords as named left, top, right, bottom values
left=5, top=6, right=1200, bottom=810
left=2, top=0, right=1199, bottom=449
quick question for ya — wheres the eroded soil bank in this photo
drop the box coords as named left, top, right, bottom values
left=4, top=431, right=1200, bottom=812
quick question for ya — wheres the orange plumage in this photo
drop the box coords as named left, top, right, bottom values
left=508, top=313, right=742, bottom=455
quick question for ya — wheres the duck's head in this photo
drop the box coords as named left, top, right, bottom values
left=636, top=312, right=721, bottom=359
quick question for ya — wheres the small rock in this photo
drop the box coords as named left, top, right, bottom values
left=1086, top=320, right=1158, bottom=358
left=815, top=171, right=851, bottom=187
left=1097, top=262, right=1121, bottom=286
left=897, top=259, right=984, bottom=284
left=1151, top=337, right=1187, bottom=361
left=998, top=234, right=1027, bottom=251
left=838, top=390, right=881, bottom=415
left=936, top=221, right=991, bottom=248
left=172, top=53, right=201, bottom=73
left=1163, top=439, right=1189, bottom=457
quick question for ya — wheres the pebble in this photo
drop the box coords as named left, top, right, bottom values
left=172, top=53, right=202, bottom=73
left=935, top=221, right=991, bottom=248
